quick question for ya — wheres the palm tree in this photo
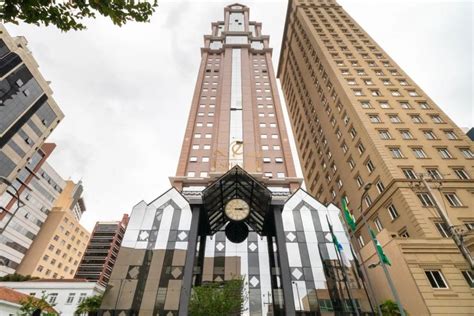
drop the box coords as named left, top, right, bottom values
left=75, top=295, right=103, bottom=316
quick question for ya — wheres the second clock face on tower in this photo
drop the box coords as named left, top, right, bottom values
left=224, top=198, right=250, bottom=222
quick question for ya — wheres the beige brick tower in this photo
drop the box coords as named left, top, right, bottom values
left=278, top=0, right=474, bottom=314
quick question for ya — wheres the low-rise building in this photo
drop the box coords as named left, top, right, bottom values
left=0, top=286, right=57, bottom=315
left=0, top=279, right=105, bottom=315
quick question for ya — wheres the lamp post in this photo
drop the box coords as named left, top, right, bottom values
left=0, top=176, right=23, bottom=233
left=359, top=183, right=406, bottom=316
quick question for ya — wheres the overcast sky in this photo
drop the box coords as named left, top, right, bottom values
left=5, top=0, right=472, bottom=231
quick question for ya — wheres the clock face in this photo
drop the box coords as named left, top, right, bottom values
left=224, top=199, right=250, bottom=222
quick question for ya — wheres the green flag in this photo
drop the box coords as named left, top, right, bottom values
left=342, top=198, right=356, bottom=231
left=369, top=229, right=391, bottom=266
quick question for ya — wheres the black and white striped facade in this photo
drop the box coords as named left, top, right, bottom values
left=100, top=186, right=371, bottom=315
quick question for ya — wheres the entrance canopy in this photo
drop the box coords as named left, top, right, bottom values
left=201, top=165, right=272, bottom=235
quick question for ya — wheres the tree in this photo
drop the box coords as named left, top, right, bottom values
left=189, top=277, right=247, bottom=316
left=0, top=0, right=158, bottom=32
left=380, top=300, right=408, bottom=316
left=19, top=291, right=57, bottom=316
left=0, top=273, right=39, bottom=281
left=75, top=294, right=103, bottom=316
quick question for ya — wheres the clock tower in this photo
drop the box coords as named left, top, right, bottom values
left=100, top=4, right=373, bottom=316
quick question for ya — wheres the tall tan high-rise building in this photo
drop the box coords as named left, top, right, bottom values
left=100, top=4, right=373, bottom=315
left=16, top=181, right=90, bottom=279
left=278, top=0, right=474, bottom=314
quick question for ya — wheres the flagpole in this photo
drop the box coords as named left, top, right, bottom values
left=348, top=239, right=376, bottom=315
left=326, top=215, right=360, bottom=316
left=343, top=197, right=381, bottom=316
left=360, top=184, right=406, bottom=316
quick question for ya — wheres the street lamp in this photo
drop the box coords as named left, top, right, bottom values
left=0, top=176, right=23, bottom=233
left=359, top=182, right=406, bottom=316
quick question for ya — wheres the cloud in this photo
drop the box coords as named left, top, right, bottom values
left=4, top=0, right=472, bottom=231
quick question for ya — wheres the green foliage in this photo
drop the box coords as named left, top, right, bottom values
left=380, top=299, right=408, bottom=316
left=0, top=273, right=39, bottom=281
left=0, top=0, right=159, bottom=32
left=75, top=294, right=103, bottom=315
left=19, top=291, right=57, bottom=316
left=189, top=277, right=247, bottom=316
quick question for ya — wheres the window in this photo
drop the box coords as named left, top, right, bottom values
left=390, top=90, right=401, bottom=97
left=187, top=172, right=195, bottom=177
left=364, top=195, right=372, bottom=207
left=353, top=89, right=363, bottom=96
left=453, top=168, right=470, bottom=180
left=425, top=270, right=448, bottom=289
left=423, top=130, right=437, bottom=140
left=357, top=143, right=365, bottom=155
left=426, top=168, right=442, bottom=180
left=192, top=145, right=199, bottom=150
left=360, top=101, right=372, bottom=109
left=376, top=180, right=385, bottom=193
left=399, top=101, right=411, bottom=109
left=402, top=168, right=418, bottom=179
left=388, top=204, right=399, bottom=220
left=460, top=148, right=474, bottom=159
left=263, top=157, right=271, bottom=163
left=49, top=293, right=58, bottom=304
left=202, top=157, right=209, bottom=162
left=357, top=235, right=365, bottom=247
left=390, top=147, right=403, bottom=158
left=382, top=79, right=392, bottom=86
left=444, top=193, right=463, bottom=207
left=356, top=175, right=364, bottom=188
left=364, top=79, right=373, bottom=85
left=400, top=130, right=413, bottom=140
left=66, top=293, right=75, bottom=304
left=379, top=101, right=390, bottom=109
left=78, top=293, right=87, bottom=303
left=434, top=222, right=451, bottom=238
left=379, top=130, right=392, bottom=139
left=388, top=115, right=401, bottom=123
left=348, top=158, right=355, bottom=170
left=264, top=172, right=272, bottom=178
left=275, top=157, right=283, bottom=163
left=366, top=160, right=375, bottom=173
left=438, top=148, right=452, bottom=159
left=189, top=157, right=198, bottom=162
left=408, top=90, right=419, bottom=97
left=461, top=271, right=474, bottom=288
left=412, top=147, right=428, bottom=159
left=350, top=128, right=357, bottom=138
left=374, top=217, right=383, bottom=232
left=410, top=115, right=423, bottom=124
left=277, top=172, right=285, bottom=178
left=418, top=102, right=431, bottom=109
left=417, top=193, right=435, bottom=207
left=398, top=228, right=410, bottom=238
left=430, top=115, right=444, bottom=123
left=194, top=133, right=201, bottom=138
left=369, top=114, right=381, bottom=123
left=371, top=89, right=381, bottom=96
left=444, top=130, right=458, bottom=140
